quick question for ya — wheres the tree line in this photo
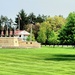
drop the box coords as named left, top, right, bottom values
left=15, top=9, right=46, bottom=30
left=15, top=9, right=66, bottom=43
left=0, top=9, right=75, bottom=45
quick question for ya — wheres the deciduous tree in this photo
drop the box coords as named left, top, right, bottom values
left=58, top=12, right=75, bottom=45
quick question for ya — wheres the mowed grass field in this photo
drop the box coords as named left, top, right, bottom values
left=0, top=46, right=75, bottom=75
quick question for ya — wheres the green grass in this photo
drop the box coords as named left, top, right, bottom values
left=0, top=46, right=75, bottom=75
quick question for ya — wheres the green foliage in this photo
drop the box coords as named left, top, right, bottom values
left=37, top=28, right=47, bottom=43
left=36, top=14, right=45, bottom=23
left=26, top=23, right=40, bottom=40
left=37, top=21, right=52, bottom=43
left=48, top=31, right=59, bottom=45
left=15, top=9, right=45, bottom=30
left=26, top=34, right=35, bottom=41
left=0, top=15, right=8, bottom=22
left=15, top=9, right=28, bottom=30
left=58, top=12, right=75, bottom=45
left=46, top=16, right=66, bottom=32
left=32, top=23, right=40, bottom=40
left=15, top=10, right=66, bottom=43
left=28, top=12, right=36, bottom=23
left=37, top=18, right=62, bottom=44
left=0, top=15, right=9, bottom=30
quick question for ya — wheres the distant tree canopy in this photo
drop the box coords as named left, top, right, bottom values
left=0, top=15, right=9, bottom=23
left=58, top=12, right=75, bottom=45
left=0, top=15, right=11, bottom=30
left=37, top=15, right=66, bottom=44
left=37, top=21, right=52, bottom=44
left=46, top=15, right=66, bottom=32
left=2, top=9, right=75, bottom=45
left=15, top=9, right=45, bottom=30
left=15, top=9, right=28, bottom=30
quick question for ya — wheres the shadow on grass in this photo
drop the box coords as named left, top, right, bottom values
left=45, top=54, right=75, bottom=61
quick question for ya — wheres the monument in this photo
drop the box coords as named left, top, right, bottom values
left=0, top=19, right=19, bottom=47
left=0, top=19, right=16, bottom=37
left=0, top=19, right=41, bottom=48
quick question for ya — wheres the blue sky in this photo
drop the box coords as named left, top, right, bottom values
left=0, top=0, right=75, bottom=21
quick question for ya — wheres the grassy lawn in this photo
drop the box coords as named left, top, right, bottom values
left=0, top=46, right=75, bottom=75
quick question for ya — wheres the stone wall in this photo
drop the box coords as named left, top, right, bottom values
left=0, top=37, right=41, bottom=48
left=0, top=37, right=19, bottom=47
left=18, top=39, right=41, bottom=48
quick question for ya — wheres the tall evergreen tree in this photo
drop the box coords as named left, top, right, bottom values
left=15, top=9, right=27, bottom=30
left=36, top=14, right=45, bottom=23
left=28, top=12, right=36, bottom=23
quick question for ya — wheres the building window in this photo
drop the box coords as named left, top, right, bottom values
left=26, top=42, right=28, bottom=44
left=19, top=35, right=21, bottom=37
left=30, top=42, right=32, bottom=44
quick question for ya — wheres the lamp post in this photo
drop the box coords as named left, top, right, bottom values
left=29, top=19, right=35, bottom=41
left=17, top=15, right=20, bottom=30
left=30, top=23, right=32, bottom=41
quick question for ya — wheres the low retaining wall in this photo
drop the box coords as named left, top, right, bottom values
left=19, top=40, right=41, bottom=48
left=0, top=37, right=19, bottom=47
left=0, top=37, right=41, bottom=48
